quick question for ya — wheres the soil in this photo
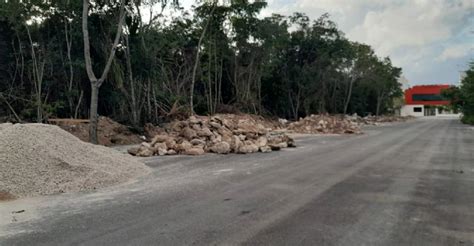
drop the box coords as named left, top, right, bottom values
left=58, top=117, right=143, bottom=146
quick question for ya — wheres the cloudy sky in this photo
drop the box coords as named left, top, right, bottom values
left=178, top=0, right=473, bottom=86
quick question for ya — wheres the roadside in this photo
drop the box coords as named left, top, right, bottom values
left=1, top=118, right=471, bottom=245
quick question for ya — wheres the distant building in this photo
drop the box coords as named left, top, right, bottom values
left=400, top=84, right=460, bottom=117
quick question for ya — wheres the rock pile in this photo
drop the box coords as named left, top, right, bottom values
left=346, top=114, right=414, bottom=125
left=287, top=114, right=361, bottom=134
left=128, top=114, right=295, bottom=157
left=363, top=115, right=414, bottom=124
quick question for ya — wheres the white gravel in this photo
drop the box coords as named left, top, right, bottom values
left=0, top=123, right=151, bottom=197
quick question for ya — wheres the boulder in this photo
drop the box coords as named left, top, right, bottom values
left=238, top=143, right=259, bottom=154
left=209, top=122, right=222, bottom=129
left=181, top=127, right=197, bottom=140
left=185, top=147, right=205, bottom=156
left=166, top=149, right=177, bottom=155
left=153, top=142, right=167, bottom=149
left=210, top=141, right=231, bottom=154
left=191, top=124, right=202, bottom=131
left=137, top=146, right=154, bottom=157
left=190, top=138, right=206, bottom=146
left=259, top=146, right=272, bottom=153
left=164, top=139, right=177, bottom=149
left=255, top=136, right=268, bottom=148
left=151, top=134, right=170, bottom=145
left=127, top=146, right=140, bottom=156
left=232, top=135, right=243, bottom=152
left=188, top=115, right=200, bottom=124
left=157, top=148, right=168, bottom=156
left=197, top=127, right=213, bottom=137
left=176, top=140, right=192, bottom=153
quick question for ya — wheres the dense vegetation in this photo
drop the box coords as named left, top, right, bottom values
left=443, top=62, right=474, bottom=125
left=0, top=1, right=403, bottom=133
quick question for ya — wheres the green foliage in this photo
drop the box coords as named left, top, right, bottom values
left=459, top=62, right=474, bottom=124
left=445, top=61, right=474, bottom=125
left=441, top=86, right=462, bottom=112
left=0, top=0, right=404, bottom=124
left=461, top=115, right=474, bottom=125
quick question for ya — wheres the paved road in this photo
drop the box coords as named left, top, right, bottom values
left=1, top=118, right=473, bottom=245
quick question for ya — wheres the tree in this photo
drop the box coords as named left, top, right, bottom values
left=190, top=1, right=217, bottom=114
left=459, top=62, right=474, bottom=124
left=0, top=1, right=405, bottom=129
left=82, top=0, right=126, bottom=143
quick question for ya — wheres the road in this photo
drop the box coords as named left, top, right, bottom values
left=1, top=118, right=473, bottom=245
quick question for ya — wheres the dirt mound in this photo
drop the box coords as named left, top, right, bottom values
left=0, top=124, right=150, bottom=198
left=59, top=117, right=143, bottom=146
left=129, top=114, right=294, bottom=157
left=287, top=114, right=361, bottom=134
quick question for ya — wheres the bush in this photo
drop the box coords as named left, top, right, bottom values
left=461, top=115, right=474, bottom=125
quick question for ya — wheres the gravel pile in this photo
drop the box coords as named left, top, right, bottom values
left=0, top=123, right=150, bottom=198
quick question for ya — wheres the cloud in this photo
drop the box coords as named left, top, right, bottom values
left=437, top=43, right=474, bottom=61
left=347, top=0, right=471, bottom=56
left=260, top=0, right=474, bottom=84
left=163, top=0, right=473, bottom=84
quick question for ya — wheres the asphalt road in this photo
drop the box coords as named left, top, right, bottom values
left=1, top=118, right=473, bottom=245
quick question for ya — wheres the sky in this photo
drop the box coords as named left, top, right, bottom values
left=175, top=0, right=473, bottom=86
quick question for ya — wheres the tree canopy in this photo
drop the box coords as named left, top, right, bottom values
left=0, top=0, right=403, bottom=127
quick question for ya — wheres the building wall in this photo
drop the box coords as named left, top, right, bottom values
left=401, top=105, right=425, bottom=117
left=401, top=105, right=461, bottom=117
left=404, top=84, right=450, bottom=106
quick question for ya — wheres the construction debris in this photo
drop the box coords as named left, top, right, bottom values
left=0, top=123, right=150, bottom=198
left=129, top=114, right=295, bottom=157
left=59, top=116, right=143, bottom=146
left=346, top=114, right=415, bottom=125
left=287, top=114, right=362, bottom=134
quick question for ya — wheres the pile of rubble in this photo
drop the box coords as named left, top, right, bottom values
left=287, top=114, right=361, bottom=134
left=346, top=114, right=414, bottom=126
left=59, top=116, right=143, bottom=146
left=128, top=114, right=295, bottom=157
left=363, top=115, right=414, bottom=124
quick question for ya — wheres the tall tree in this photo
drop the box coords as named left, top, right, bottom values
left=82, top=0, right=126, bottom=143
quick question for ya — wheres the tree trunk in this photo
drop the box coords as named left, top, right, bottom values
left=64, top=20, right=75, bottom=118
left=343, top=76, right=356, bottom=115
left=124, top=34, right=139, bottom=126
left=74, top=90, right=84, bottom=119
left=89, top=84, right=99, bottom=144
left=190, top=2, right=216, bottom=115
left=26, top=24, right=44, bottom=123
left=82, top=0, right=125, bottom=143
left=376, top=92, right=385, bottom=116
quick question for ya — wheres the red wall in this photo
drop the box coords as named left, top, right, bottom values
left=405, top=84, right=450, bottom=105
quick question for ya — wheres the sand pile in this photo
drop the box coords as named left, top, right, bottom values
left=0, top=123, right=150, bottom=198
left=129, top=114, right=295, bottom=157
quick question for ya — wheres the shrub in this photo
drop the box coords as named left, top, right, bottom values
left=461, top=115, right=474, bottom=125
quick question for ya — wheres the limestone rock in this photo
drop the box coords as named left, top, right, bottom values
left=259, top=146, right=272, bottom=153
left=185, top=147, right=205, bottom=156
left=210, top=141, right=231, bottom=154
